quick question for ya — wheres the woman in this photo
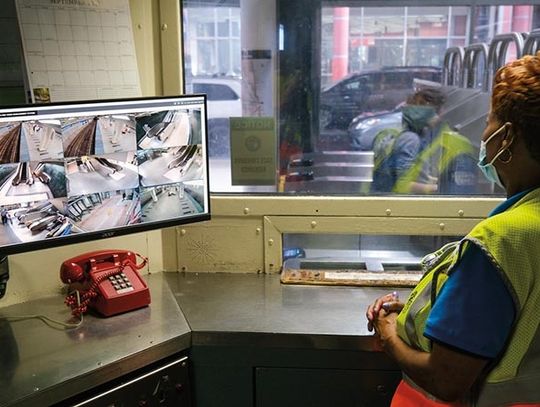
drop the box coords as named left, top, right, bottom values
left=370, top=87, right=476, bottom=195
left=366, top=53, right=540, bottom=407
left=370, top=87, right=445, bottom=194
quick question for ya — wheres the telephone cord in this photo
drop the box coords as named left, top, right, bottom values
left=65, top=268, right=120, bottom=317
left=132, top=252, right=148, bottom=269
left=2, top=255, right=149, bottom=327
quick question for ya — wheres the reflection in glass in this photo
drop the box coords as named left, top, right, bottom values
left=183, top=2, right=539, bottom=196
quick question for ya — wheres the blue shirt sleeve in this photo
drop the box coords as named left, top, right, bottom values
left=393, top=132, right=421, bottom=177
left=424, top=243, right=516, bottom=359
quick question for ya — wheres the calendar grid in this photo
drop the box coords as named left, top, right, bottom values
left=15, top=0, right=141, bottom=103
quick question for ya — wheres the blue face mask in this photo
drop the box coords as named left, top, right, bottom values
left=477, top=123, right=509, bottom=188
left=402, top=105, right=437, bottom=134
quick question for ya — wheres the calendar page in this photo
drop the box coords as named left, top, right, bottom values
left=15, top=0, right=141, bottom=103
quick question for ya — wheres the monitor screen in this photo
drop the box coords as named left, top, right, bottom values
left=0, top=95, right=210, bottom=255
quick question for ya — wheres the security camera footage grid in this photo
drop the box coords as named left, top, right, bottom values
left=0, top=98, right=208, bottom=248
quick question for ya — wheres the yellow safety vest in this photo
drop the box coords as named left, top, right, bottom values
left=393, top=124, right=475, bottom=194
left=396, top=187, right=540, bottom=406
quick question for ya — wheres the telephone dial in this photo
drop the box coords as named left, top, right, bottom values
left=60, top=249, right=151, bottom=317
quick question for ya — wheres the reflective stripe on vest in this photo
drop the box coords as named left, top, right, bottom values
left=396, top=240, right=463, bottom=351
left=393, top=126, right=474, bottom=194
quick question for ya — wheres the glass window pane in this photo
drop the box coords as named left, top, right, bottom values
left=284, top=233, right=459, bottom=262
left=282, top=233, right=461, bottom=286
left=316, top=5, right=495, bottom=197
left=231, top=8, right=241, bottom=37
left=231, top=39, right=241, bottom=75
left=196, top=40, right=217, bottom=75
left=217, top=39, right=230, bottom=73
left=190, top=8, right=215, bottom=37
left=406, top=39, right=447, bottom=66
left=363, top=7, right=405, bottom=38
left=217, top=20, right=229, bottom=37
left=473, top=5, right=538, bottom=43
left=450, top=7, right=469, bottom=36
left=371, top=39, right=403, bottom=66
left=183, top=2, right=540, bottom=197
left=231, top=20, right=240, bottom=37
left=407, top=7, right=449, bottom=39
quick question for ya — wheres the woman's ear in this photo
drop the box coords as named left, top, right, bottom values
left=502, top=122, right=515, bottom=147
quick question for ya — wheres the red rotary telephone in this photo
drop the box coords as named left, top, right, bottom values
left=60, top=249, right=151, bottom=317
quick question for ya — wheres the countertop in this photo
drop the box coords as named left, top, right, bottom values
left=0, top=273, right=190, bottom=407
left=164, top=272, right=406, bottom=350
left=0, top=272, right=408, bottom=406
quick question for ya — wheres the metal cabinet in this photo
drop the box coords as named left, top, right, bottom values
left=255, top=367, right=400, bottom=407
left=58, top=355, right=192, bottom=407
left=191, top=344, right=401, bottom=407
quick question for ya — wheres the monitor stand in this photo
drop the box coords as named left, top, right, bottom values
left=0, top=255, right=9, bottom=299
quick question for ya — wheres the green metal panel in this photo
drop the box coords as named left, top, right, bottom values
left=0, top=87, right=25, bottom=106
left=190, top=345, right=401, bottom=407
left=256, top=367, right=400, bottom=407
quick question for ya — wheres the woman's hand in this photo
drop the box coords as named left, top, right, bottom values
left=372, top=308, right=399, bottom=350
left=366, top=291, right=403, bottom=332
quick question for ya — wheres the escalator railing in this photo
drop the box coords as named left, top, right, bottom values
left=523, top=28, right=540, bottom=56
left=486, top=33, right=525, bottom=91
left=462, top=43, right=489, bottom=90
left=442, top=46, right=464, bottom=87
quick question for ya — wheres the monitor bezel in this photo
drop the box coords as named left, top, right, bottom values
left=0, top=94, right=211, bottom=256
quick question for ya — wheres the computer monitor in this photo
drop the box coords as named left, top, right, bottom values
left=0, top=95, right=210, bottom=256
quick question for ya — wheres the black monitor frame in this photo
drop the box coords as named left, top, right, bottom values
left=0, top=94, right=210, bottom=256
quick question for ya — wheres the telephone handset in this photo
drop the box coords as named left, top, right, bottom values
left=60, top=249, right=151, bottom=317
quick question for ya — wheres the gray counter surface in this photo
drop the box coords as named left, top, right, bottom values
left=0, top=273, right=190, bottom=407
left=0, top=272, right=408, bottom=406
left=164, top=272, right=408, bottom=351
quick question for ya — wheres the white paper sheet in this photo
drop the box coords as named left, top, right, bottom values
left=16, top=0, right=141, bottom=103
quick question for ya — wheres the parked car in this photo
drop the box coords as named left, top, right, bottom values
left=348, top=105, right=402, bottom=151
left=190, top=77, right=242, bottom=157
left=320, top=66, right=442, bottom=130
left=192, top=77, right=242, bottom=120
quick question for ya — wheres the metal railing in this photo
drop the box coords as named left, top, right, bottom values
left=442, top=47, right=464, bottom=87
left=523, top=29, right=540, bottom=56
left=462, top=43, right=489, bottom=90
left=486, top=33, right=525, bottom=91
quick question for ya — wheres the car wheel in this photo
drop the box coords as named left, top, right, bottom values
left=320, top=106, right=333, bottom=129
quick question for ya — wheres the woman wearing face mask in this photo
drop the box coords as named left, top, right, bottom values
left=370, top=88, right=444, bottom=193
left=366, top=52, right=540, bottom=407
left=370, top=87, right=475, bottom=194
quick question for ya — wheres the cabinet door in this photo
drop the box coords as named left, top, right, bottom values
left=66, top=357, right=191, bottom=407
left=255, top=367, right=400, bottom=407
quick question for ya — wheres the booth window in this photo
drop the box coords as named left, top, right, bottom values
left=182, top=1, right=540, bottom=196
left=281, top=233, right=460, bottom=287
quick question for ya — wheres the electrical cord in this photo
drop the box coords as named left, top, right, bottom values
left=1, top=291, right=83, bottom=330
